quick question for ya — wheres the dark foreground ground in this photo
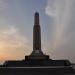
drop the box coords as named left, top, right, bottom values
left=0, top=67, right=75, bottom=75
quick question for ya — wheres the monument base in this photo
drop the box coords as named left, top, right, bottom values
left=25, top=55, right=49, bottom=60
left=25, top=49, right=49, bottom=60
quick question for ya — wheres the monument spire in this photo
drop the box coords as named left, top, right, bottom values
left=25, top=12, right=49, bottom=60
left=33, top=12, right=41, bottom=51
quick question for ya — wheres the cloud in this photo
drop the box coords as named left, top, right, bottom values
left=45, top=0, right=75, bottom=63
left=0, top=26, right=31, bottom=64
left=45, top=0, right=56, bottom=16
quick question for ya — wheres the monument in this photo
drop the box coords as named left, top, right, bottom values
left=2, top=12, right=74, bottom=67
left=0, top=12, right=75, bottom=75
left=25, top=12, right=49, bottom=60
left=1, top=12, right=73, bottom=67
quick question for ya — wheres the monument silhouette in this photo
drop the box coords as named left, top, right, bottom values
left=25, top=12, right=49, bottom=60
left=0, top=12, right=75, bottom=75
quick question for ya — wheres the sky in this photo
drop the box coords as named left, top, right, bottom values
left=0, top=0, right=75, bottom=64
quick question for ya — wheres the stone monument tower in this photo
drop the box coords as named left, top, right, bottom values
left=25, top=12, right=49, bottom=60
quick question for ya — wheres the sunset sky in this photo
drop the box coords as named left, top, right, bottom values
left=0, top=0, right=75, bottom=64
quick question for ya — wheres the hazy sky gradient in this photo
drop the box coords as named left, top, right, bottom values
left=0, top=0, right=75, bottom=64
